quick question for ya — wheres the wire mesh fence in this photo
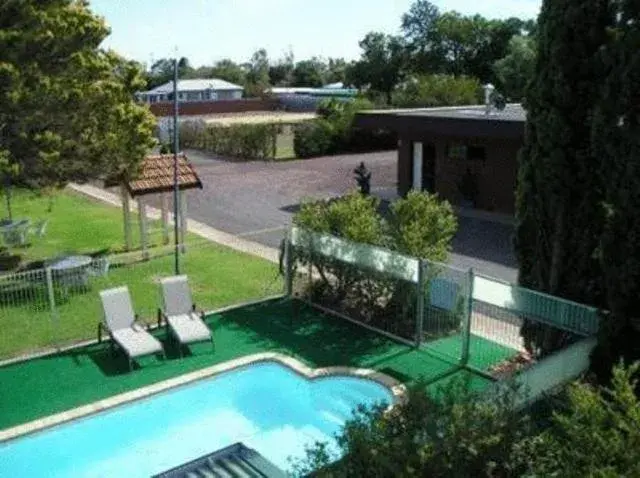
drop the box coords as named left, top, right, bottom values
left=420, top=261, right=472, bottom=362
left=0, top=239, right=283, bottom=361
left=289, top=227, right=421, bottom=344
left=287, top=226, right=601, bottom=379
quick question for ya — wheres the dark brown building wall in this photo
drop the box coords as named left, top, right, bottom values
left=398, top=133, right=522, bottom=215
left=148, top=98, right=279, bottom=117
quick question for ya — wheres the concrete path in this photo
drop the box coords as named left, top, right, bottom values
left=68, top=183, right=280, bottom=264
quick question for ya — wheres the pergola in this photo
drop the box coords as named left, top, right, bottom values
left=109, top=154, right=203, bottom=253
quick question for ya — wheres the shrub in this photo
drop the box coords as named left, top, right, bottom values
left=179, top=121, right=278, bottom=160
left=292, top=190, right=458, bottom=339
left=293, top=192, right=384, bottom=306
left=293, top=120, right=335, bottom=158
left=389, top=191, right=457, bottom=262
left=292, top=377, right=528, bottom=478
left=293, top=97, right=395, bottom=158
left=391, top=74, right=482, bottom=108
left=515, top=362, right=640, bottom=477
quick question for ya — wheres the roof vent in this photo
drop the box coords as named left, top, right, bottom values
left=483, top=83, right=495, bottom=115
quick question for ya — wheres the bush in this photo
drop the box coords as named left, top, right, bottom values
left=391, top=74, right=482, bottom=108
left=515, top=362, right=640, bottom=477
left=389, top=191, right=458, bottom=262
left=293, top=120, right=335, bottom=158
left=293, top=362, right=640, bottom=477
left=179, top=121, right=278, bottom=160
left=292, top=191, right=457, bottom=339
left=292, top=378, right=528, bottom=478
left=293, top=97, right=396, bottom=159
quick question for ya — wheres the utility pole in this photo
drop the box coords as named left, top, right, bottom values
left=172, top=57, right=180, bottom=275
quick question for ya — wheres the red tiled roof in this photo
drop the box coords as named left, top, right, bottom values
left=125, top=154, right=202, bottom=197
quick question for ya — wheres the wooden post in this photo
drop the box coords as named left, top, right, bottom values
left=121, top=184, right=132, bottom=251
left=179, top=191, right=187, bottom=253
left=138, top=197, right=148, bottom=259
left=160, top=193, right=170, bottom=245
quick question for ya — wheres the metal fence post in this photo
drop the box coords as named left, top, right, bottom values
left=284, top=233, right=293, bottom=297
left=45, top=267, right=59, bottom=346
left=415, top=260, right=425, bottom=348
left=460, top=267, right=474, bottom=366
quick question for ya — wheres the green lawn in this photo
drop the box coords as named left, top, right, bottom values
left=275, top=129, right=295, bottom=160
left=0, top=189, right=282, bottom=359
left=1, top=189, right=161, bottom=266
left=0, top=298, right=507, bottom=431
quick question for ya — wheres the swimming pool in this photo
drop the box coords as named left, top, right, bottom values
left=0, top=360, right=393, bottom=477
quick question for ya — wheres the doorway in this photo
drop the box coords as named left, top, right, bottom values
left=411, top=142, right=436, bottom=194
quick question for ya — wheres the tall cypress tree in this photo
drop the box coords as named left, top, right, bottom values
left=590, top=1, right=640, bottom=381
left=515, top=0, right=612, bottom=357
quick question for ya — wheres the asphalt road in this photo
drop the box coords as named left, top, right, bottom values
left=157, top=149, right=518, bottom=282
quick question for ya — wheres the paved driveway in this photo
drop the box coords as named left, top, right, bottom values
left=169, top=150, right=517, bottom=281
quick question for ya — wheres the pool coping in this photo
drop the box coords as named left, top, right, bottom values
left=0, top=352, right=407, bottom=443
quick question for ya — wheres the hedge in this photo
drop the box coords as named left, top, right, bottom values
left=293, top=98, right=396, bottom=159
left=293, top=121, right=396, bottom=159
left=180, top=121, right=279, bottom=160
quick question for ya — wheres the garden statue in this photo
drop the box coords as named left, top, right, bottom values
left=353, top=162, right=372, bottom=196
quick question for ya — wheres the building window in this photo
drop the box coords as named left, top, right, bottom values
left=447, top=143, right=486, bottom=161
left=447, top=144, right=467, bottom=160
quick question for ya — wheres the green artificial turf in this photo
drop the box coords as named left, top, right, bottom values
left=0, top=299, right=514, bottom=431
left=426, top=333, right=518, bottom=371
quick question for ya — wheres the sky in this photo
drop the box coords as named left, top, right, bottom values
left=90, top=0, right=541, bottom=68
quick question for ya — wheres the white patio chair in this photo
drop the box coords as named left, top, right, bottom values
left=30, top=219, right=48, bottom=238
left=99, top=286, right=164, bottom=371
left=158, top=275, right=213, bottom=356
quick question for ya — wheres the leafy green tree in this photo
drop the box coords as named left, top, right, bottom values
left=147, top=57, right=193, bottom=89
left=293, top=378, right=527, bottom=478
left=401, top=0, right=529, bottom=81
left=433, top=13, right=522, bottom=82
left=494, top=36, right=537, bottom=101
left=291, top=58, right=326, bottom=87
left=590, top=0, right=640, bottom=382
left=401, top=0, right=443, bottom=73
left=0, top=0, right=156, bottom=191
left=210, top=59, right=246, bottom=86
left=347, top=33, right=407, bottom=104
left=245, top=49, right=270, bottom=97
left=326, top=58, right=348, bottom=84
left=516, top=363, right=640, bottom=477
left=514, top=0, right=611, bottom=357
left=268, top=50, right=294, bottom=86
left=392, top=74, right=481, bottom=107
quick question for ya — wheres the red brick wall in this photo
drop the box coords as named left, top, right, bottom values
left=148, top=98, right=279, bottom=117
left=398, top=133, right=523, bottom=214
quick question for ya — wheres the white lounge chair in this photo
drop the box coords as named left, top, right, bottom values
left=99, top=286, right=164, bottom=370
left=158, top=275, right=213, bottom=355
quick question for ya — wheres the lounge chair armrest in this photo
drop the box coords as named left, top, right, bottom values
left=192, top=303, right=206, bottom=319
left=98, top=322, right=104, bottom=343
left=133, top=316, right=150, bottom=332
left=157, top=308, right=167, bottom=328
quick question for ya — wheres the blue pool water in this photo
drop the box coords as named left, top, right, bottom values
left=0, top=361, right=392, bottom=477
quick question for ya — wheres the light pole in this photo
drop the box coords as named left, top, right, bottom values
left=172, top=57, right=180, bottom=275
